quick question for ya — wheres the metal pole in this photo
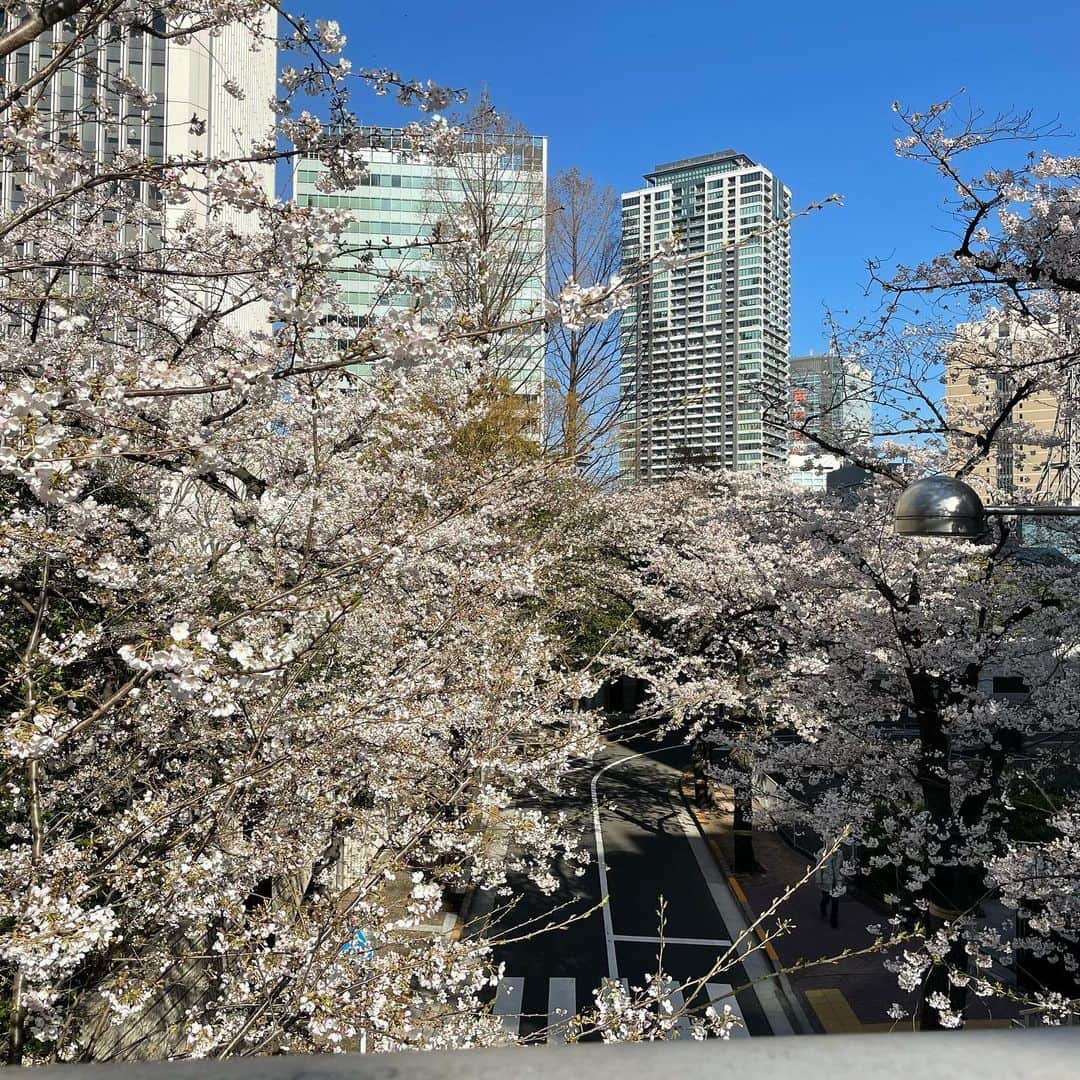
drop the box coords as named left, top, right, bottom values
left=985, top=505, right=1080, bottom=517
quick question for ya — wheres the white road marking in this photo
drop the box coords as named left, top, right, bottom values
left=589, top=745, right=689, bottom=980
left=546, top=977, right=576, bottom=1043
left=493, top=976, right=752, bottom=1043
left=491, top=976, right=524, bottom=1037
left=612, top=933, right=732, bottom=947
left=410, top=911, right=459, bottom=934
left=707, top=982, right=750, bottom=1037
left=672, top=798, right=797, bottom=1035
left=590, top=744, right=808, bottom=1035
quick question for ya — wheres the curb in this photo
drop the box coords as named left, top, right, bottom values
left=679, top=773, right=816, bottom=1035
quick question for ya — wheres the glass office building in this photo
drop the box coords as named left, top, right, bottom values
left=293, top=126, right=547, bottom=400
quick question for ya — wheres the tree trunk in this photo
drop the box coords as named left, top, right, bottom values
left=916, top=864, right=983, bottom=1029
left=7, top=969, right=26, bottom=1065
left=691, top=737, right=711, bottom=808
left=907, top=667, right=976, bottom=1030
left=731, top=747, right=757, bottom=873
left=917, top=915, right=971, bottom=1030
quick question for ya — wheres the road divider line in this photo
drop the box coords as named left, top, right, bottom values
left=589, top=758, right=622, bottom=980
left=589, top=745, right=687, bottom=980
left=727, top=875, right=748, bottom=905
left=546, top=977, right=576, bottom=1044
left=707, top=982, right=750, bottom=1037
left=491, top=976, right=524, bottom=1037
left=661, top=979, right=693, bottom=1040
left=612, top=933, right=733, bottom=947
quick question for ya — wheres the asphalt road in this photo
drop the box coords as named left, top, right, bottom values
left=474, top=737, right=797, bottom=1040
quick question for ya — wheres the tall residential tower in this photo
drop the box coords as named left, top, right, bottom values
left=619, top=151, right=791, bottom=481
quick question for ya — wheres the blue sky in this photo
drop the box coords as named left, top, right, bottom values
left=323, top=0, right=1078, bottom=354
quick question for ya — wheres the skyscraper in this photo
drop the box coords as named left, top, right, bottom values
left=293, top=125, right=547, bottom=401
left=789, top=352, right=872, bottom=490
left=618, top=150, right=791, bottom=482
left=0, top=14, right=278, bottom=334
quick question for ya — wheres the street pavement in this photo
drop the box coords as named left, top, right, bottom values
left=470, top=737, right=802, bottom=1041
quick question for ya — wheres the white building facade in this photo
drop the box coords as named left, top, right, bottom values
left=0, top=14, right=277, bottom=213
left=1, top=14, right=277, bottom=336
left=619, top=150, right=791, bottom=482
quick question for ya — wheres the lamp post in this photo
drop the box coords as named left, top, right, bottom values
left=894, top=475, right=1080, bottom=538
left=892, top=472, right=1080, bottom=1028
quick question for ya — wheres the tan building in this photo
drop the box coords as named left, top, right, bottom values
left=945, top=315, right=1079, bottom=504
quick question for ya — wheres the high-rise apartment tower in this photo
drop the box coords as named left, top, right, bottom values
left=619, top=150, right=791, bottom=481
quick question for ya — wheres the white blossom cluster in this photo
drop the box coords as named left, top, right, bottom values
left=578, top=974, right=735, bottom=1042
left=598, top=469, right=1080, bottom=1027
left=0, top=0, right=612, bottom=1062
left=550, top=274, right=630, bottom=332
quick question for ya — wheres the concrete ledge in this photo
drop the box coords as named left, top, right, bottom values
left=25, top=1030, right=1080, bottom=1080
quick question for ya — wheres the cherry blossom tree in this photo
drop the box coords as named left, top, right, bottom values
left=600, top=468, right=1080, bottom=1029
left=604, top=100, right=1080, bottom=1030
left=0, top=1, right=608, bottom=1063
left=784, top=100, right=1080, bottom=499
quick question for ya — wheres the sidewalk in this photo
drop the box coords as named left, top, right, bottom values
left=682, top=778, right=1020, bottom=1033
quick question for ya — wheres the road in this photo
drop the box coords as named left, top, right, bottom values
left=472, top=737, right=802, bottom=1041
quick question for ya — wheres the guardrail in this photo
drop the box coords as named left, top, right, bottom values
left=24, top=1029, right=1080, bottom=1080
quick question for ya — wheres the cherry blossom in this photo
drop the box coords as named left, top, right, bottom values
left=0, top=0, right=605, bottom=1062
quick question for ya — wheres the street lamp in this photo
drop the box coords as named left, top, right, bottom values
left=894, top=475, right=1080, bottom=538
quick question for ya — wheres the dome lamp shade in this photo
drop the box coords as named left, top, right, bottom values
left=894, top=475, right=987, bottom=538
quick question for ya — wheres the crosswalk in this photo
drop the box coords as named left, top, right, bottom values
left=490, top=976, right=751, bottom=1041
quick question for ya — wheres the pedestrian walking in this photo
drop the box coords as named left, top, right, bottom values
left=814, top=845, right=845, bottom=928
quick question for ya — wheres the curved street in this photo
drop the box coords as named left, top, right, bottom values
left=474, top=738, right=802, bottom=1040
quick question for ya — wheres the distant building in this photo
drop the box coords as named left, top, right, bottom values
left=293, top=126, right=547, bottom=401
left=788, top=353, right=872, bottom=491
left=946, top=315, right=1080, bottom=505
left=788, top=451, right=844, bottom=491
left=1, top=13, right=278, bottom=335
left=826, top=462, right=872, bottom=497
left=618, top=150, right=791, bottom=482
